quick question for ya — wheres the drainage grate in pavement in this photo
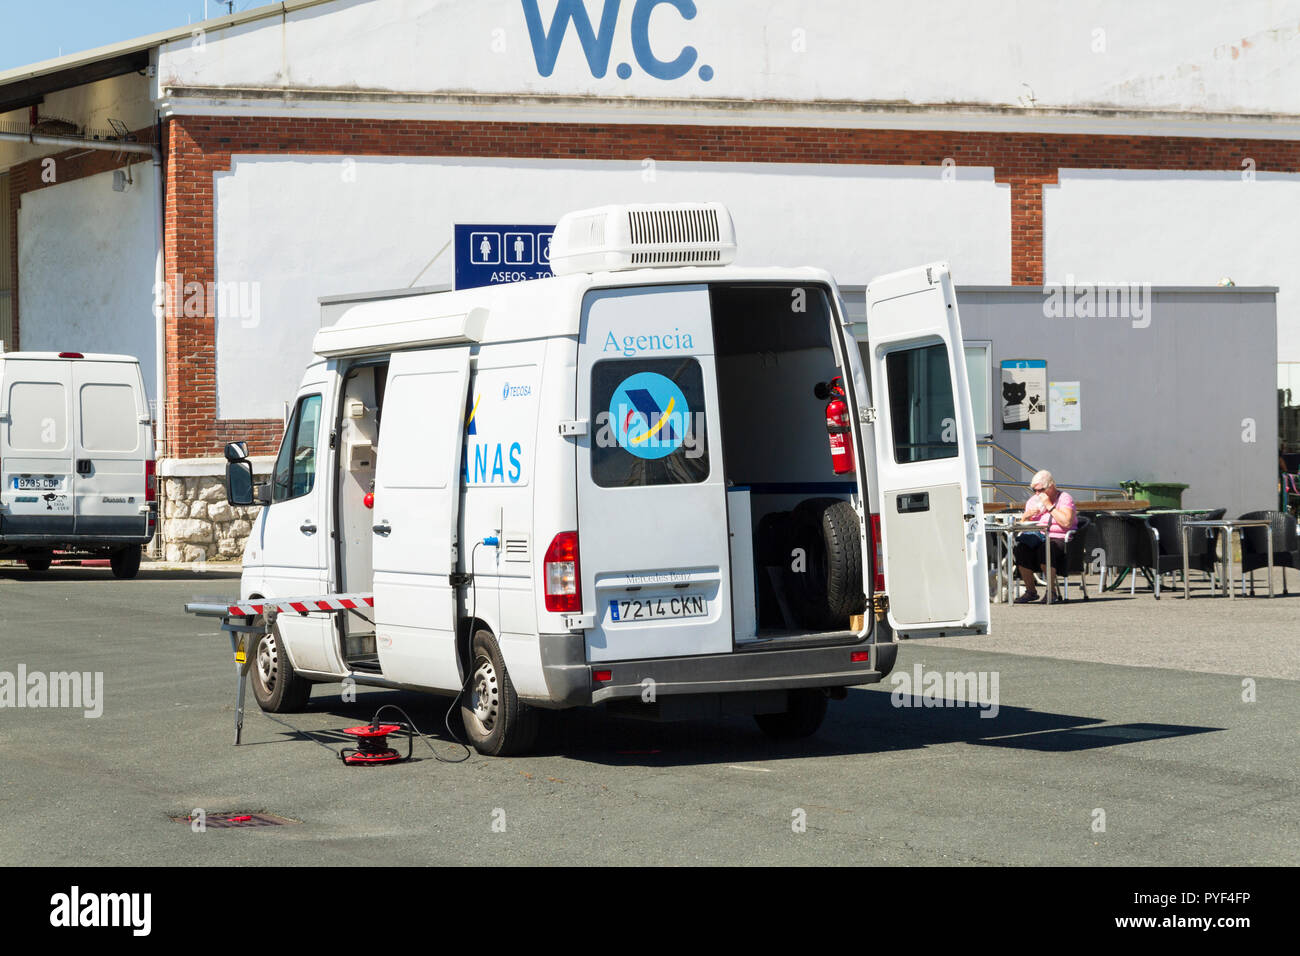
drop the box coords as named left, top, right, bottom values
left=169, top=812, right=299, bottom=828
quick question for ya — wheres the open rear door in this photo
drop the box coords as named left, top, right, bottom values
left=864, top=263, right=988, bottom=635
left=371, top=346, right=471, bottom=690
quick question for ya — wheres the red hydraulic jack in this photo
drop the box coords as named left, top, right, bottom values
left=340, top=723, right=412, bottom=766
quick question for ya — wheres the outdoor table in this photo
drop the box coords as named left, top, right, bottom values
left=1075, top=499, right=1149, bottom=513
left=1181, top=519, right=1273, bottom=599
left=984, top=513, right=1018, bottom=603
left=987, top=519, right=1056, bottom=604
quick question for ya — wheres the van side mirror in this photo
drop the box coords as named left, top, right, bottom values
left=224, top=444, right=270, bottom=507
left=224, top=441, right=249, bottom=463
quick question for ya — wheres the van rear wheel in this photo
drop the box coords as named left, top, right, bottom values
left=754, top=689, right=829, bottom=739
left=110, top=546, right=142, bottom=579
left=462, top=629, right=538, bottom=756
left=250, top=623, right=313, bottom=713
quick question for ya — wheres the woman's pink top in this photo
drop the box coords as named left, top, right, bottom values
left=1036, top=491, right=1078, bottom=540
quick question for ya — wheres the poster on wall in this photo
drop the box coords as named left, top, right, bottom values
left=1049, top=381, right=1081, bottom=431
left=1001, top=359, right=1048, bottom=431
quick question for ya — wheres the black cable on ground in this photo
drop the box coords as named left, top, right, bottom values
left=253, top=679, right=474, bottom=765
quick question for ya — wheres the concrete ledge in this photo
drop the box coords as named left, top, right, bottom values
left=160, top=456, right=274, bottom=477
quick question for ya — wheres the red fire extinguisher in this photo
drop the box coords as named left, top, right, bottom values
left=823, top=376, right=856, bottom=475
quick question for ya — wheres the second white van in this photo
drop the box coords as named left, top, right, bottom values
left=0, top=349, right=156, bottom=576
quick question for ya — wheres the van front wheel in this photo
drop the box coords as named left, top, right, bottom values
left=462, top=629, right=538, bottom=757
left=754, top=689, right=829, bottom=739
left=250, top=623, right=313, bottom=713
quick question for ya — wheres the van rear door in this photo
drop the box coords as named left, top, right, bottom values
left=71, top=360, right=150, bottom=539
left=576, top=285, right=733, bottom=662
left=863, top=263, right=989, bottom=634
left=0, top=358, right=75, bottom=537
left=371, top=346, right=470, bottom=690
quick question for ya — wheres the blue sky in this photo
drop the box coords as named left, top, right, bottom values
left=0, top=1, right=277, bottom=72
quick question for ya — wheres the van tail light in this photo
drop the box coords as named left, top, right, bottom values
left=145, top=459, right=156, bottom=503
left=870, top=513, right=884, bottom=593
left=543, top=531, right=581, bottom=613
left=58, top=352, right=84, bottom=359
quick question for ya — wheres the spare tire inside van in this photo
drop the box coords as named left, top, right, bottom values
left=784, top=497, right=866, bottom=631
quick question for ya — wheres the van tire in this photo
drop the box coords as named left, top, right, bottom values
left=110, top=546, right=142, bottom=579
left=754, top=689, right=828, bottom=738
left=754, top=511, right=794, bottom=567
left=786, top=498, right=866, bottom=629
left=462, top=629, right=538, bottom=757
left=250, top=623, right=313, bottom=713
left=24, top=555, right=52, bottom=572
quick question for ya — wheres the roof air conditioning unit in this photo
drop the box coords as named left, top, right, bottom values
left=549, top=202, right=738, bottom=276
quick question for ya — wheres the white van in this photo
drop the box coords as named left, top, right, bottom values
left=0, top=349, right=156, bottom=577
left=224, top=203, right=988, bottom=755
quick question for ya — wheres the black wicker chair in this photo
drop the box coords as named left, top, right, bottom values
left=1085, top=513, right=1153, bottom=595
left=1238, top=510, right=1300, bottom=596
left=1141, top=512, right=1218, bottom=599
left=1057, top=515, right=1091, bottom=601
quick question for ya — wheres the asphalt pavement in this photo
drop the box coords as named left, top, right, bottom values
left=1, top=565, right=1296, bottom=866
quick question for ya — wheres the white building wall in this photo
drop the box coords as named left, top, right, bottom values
left=17, top=165, right=158, bottom=402
left=1044, top=169, right=1300, bottom=371
left=212, top=154, right=1010, bottom=418
left=158, top=0, right=1300, bottom=117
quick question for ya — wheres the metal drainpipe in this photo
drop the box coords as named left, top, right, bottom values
left=0, top=128, right=168, bottom=555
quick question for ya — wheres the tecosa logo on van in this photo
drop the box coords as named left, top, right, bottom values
left=603, top=328, right=695, bottom=357
left=609, top=372, right=690, bottom=460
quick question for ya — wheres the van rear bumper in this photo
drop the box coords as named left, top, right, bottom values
left=538, top=633, right=895, bottom=708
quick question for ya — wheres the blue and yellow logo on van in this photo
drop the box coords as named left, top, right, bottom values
left=466, top=393, right=481, bottom=435
left=609, top=372, right=689, bottom=460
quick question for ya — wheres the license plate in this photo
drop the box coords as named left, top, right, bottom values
left=14, top=476, right=63, bottom=491
left=609, top=594, right=708, bottom=623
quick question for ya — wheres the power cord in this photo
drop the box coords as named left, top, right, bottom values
left=248, top=534, right=498, bottom=765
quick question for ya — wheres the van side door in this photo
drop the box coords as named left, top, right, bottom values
left=864, top=263, right=989, bottom=634
left=0, top=358, right=74, bottom=537
left=70, top=360, right=150, bottom=540
left=370, top=346, right=471, bottom=691
left=260, top=382, right=333, bottom=672
left=576, top=284, right=734, bottom=662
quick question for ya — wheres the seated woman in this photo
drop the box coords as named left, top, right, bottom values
left=1013, top=469, right=1077, bottom=604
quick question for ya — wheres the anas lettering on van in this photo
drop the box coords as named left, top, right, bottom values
left=462, top=441, right=524, bottom=486
left=603, top=329, right=695, bottom=356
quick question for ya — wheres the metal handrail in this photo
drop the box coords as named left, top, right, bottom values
left=982, top=479, right=1131, bottom=500
left=978, top=438, right=1129, bottom=503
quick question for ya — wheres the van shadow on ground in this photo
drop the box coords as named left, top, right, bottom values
left=247, top=685, right=1221, bottom=769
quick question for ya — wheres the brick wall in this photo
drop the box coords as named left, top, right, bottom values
left=27, top=114, right=1300, bottom=458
